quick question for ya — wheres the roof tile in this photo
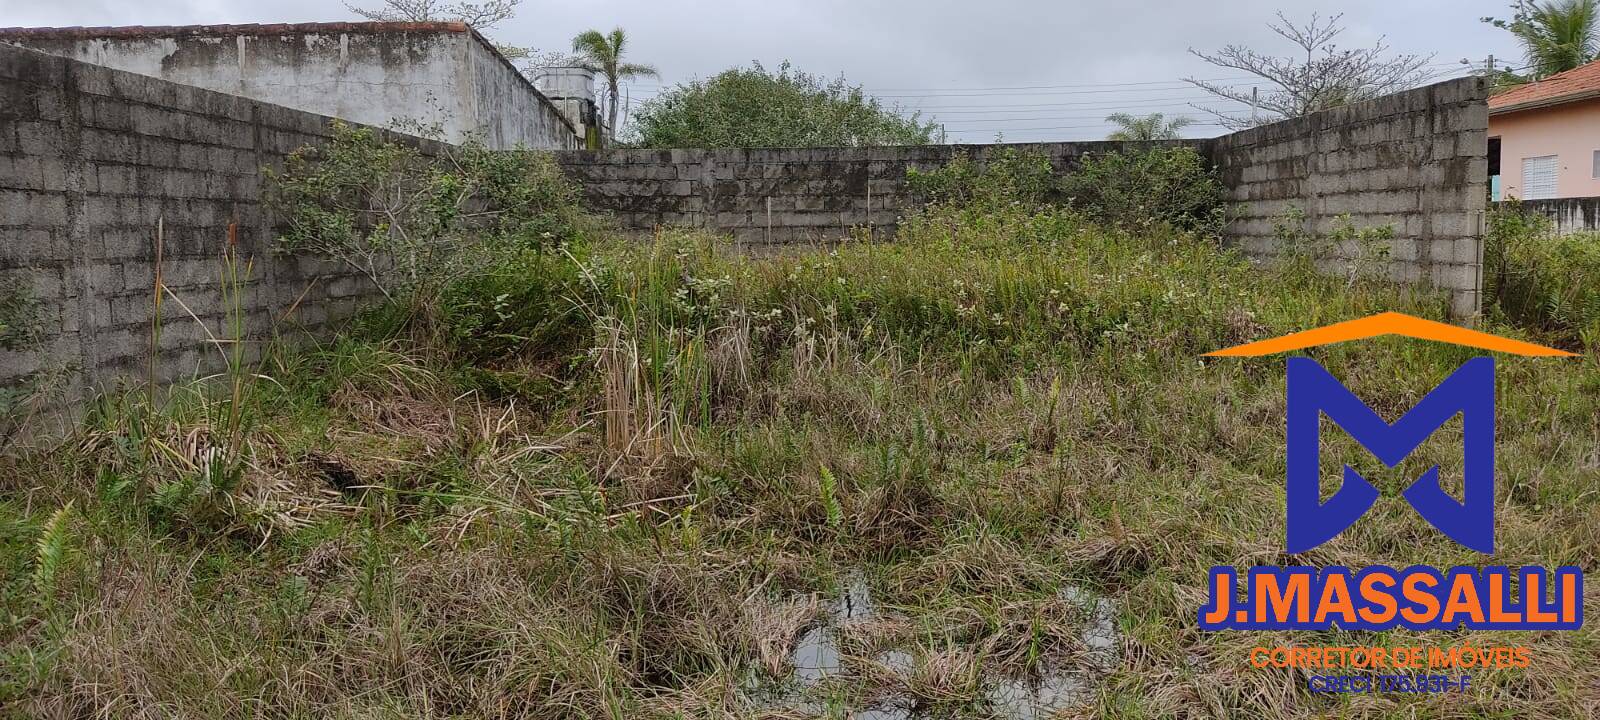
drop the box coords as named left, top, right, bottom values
left=1489, top=59, right=1600, bottom=113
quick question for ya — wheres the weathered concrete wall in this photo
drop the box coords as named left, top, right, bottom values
left=0, top=42, right=434, bottom=396
left=554, top=141, right=1204, bottom=245
left=0, top=22, right=579, bottom=150
left=1508, top=196, right=1600, bottom=234
left=462, top=29, right=581, bottom=150
left=1, top=41, right=1494, bottom=403
left=1212, top=77, right=1490, bottom=316
left=556, top=78, right=1490, bottom=316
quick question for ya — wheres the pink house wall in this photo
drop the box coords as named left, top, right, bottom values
left=1489, top=98, right=1600, bottom=199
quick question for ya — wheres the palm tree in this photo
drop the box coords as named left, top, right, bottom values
left=1104, top=113, right=1195, bottom=141
left=1487, top=0, right=1600, bottom=78
left=571, top=28, right=659, bottom=144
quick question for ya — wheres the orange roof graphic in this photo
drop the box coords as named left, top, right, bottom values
left=1205, top=312, right=1576, bottom=357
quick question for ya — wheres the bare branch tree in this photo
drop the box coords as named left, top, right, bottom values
left=347, top=0, right=519, bottom=30
left=346, top=0, right=576, bottom=73
left=1186, top=12, right=1434, bottom=129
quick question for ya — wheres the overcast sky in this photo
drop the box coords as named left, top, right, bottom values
left=2, top=0, right=1524, bottom=142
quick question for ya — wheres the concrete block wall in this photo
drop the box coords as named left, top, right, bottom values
left=0, top=42, right=431, bottom=395
left=1, top=41, right=1494, bottom=403
left=556, top=78, right=1490, bottom=315
left=0, top=22, right=581, bottom=151
left=1210, top=77, right=1490, bottom=316
left=1509, top=196, right=1600, bottom=234
left=554, top=141, right=1203, bottom=245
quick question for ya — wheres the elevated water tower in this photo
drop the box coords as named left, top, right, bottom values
left=535, top=66, right=604, bottom=148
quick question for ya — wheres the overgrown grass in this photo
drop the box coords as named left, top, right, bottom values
left=3, top=171, right=1599, bottom=719
left=1485, top=201, right=1600, bottom=350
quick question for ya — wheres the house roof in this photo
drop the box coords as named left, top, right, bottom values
left=0, top=21, right=473, bottom=40
left=1204, top=312, right=1574, bottom=357
left=1489, top=59, right=1600, bottom=115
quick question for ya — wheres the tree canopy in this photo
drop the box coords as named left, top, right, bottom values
left=1105, top=113, right=1195, bottom=141
left=1484, top=0, right=1600, bottom=80
left=627, top=62, right=939, bottom=149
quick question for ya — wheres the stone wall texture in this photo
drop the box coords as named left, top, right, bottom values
left=1211, top=77, right=1490, bottom=316
left=552, top=141, right=1201, bottom=246
left=555, top=77, right=1490, bottom=316
left=0, top=42, right=419, bottom=396
left=1509, top=196, right=1600, bottom=234
left=1, top=37, right=1491, bottom=402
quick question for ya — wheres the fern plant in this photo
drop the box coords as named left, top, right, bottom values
left=818, top=465, right=844, bottom=530
left=31, top=502, right=74, bottom=609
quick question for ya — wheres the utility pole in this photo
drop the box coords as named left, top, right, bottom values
left=1251, top=87, right=1259, bottom=126
left=1464, top=54, right=1497, bottom=77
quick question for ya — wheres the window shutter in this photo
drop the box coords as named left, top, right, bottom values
left=1522, top=155, right=1558, bottom=200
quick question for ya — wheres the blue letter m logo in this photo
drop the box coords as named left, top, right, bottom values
left=1286, top=357, right=1495, bottom=554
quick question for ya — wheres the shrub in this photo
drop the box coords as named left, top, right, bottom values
left=1058, top=146, right=1224, bottom=233
left=427, top=247, right=597, bottom=366
left=265, top=123, right=589, bottom=301
left=907, top=146, right=1224, bottom=235
left=906, top=148, right=1056, bottom=209
left=1485, top=201, right=1600, bottom=347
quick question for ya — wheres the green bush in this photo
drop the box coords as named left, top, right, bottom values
left=905, top=148, right=1056, bottom=209
left=1485, top=202, right=1600, bottom=348
left=1058, top=146, right=1224, bottom=233
left=906, top=146, right=1224, bottom=236
left=265, top=123, right=590, bottom=301
left=429, top=247, right=597, bottom=366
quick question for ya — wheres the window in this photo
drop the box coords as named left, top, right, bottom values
left=1522, top=155, right=1558, bottom=200
left=1593, top=149, right=1599, bottom=179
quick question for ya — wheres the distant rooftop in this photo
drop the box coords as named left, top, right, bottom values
left=0, top=21, right=472, bottom=40
left=1489, top=59, right=1600, bottom=115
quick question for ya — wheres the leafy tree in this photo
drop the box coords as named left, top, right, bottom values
left=1484, top=0, right=1600, bottom=79
left=571, top=28, right=659, bottom=144
left=346, top=0, right=571, bottom=75
left=1186, top=12, right=1433, bottom=129
left=1104, top=113, right=1195, bottom=141
left=629, top=61, right=939, bottom=148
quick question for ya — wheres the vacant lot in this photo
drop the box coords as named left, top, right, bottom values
left=3, top=149, right=1597, bottom=719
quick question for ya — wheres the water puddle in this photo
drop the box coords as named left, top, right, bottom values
left=984, top=674, right=1089, bottom=720
left=980, top=584, right=1119, bottom=720
left=748, top=573, right=1120, bottom=719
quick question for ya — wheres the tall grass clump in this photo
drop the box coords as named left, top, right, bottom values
left=1485, top=200, right=1600, bottom=349
left=6, top=135, right=1600, bottom=719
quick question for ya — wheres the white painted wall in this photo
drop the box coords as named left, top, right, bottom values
left=4, top=27, right=578, bottom=150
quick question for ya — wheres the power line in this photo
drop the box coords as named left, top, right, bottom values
left=940, top=116, right=1216, bottom=125
left=946, top=122, right=1228, bottom=133
left=910, top=107, right=1219, bottom=117
left=622, top=62, right=1472, bottom=93
left=899, top=96, right=1231, bottom=111
left=621, top=61, right=1480, bottom=96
